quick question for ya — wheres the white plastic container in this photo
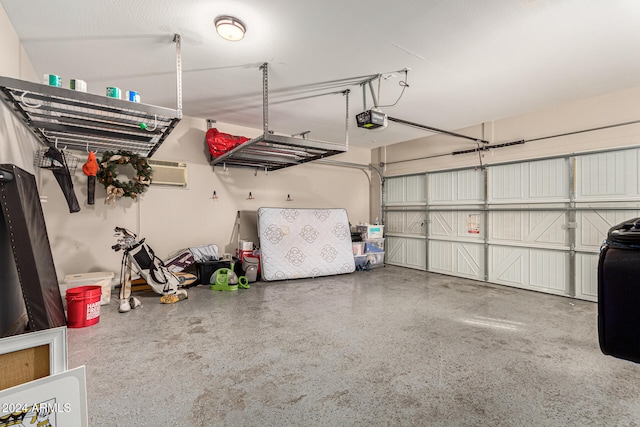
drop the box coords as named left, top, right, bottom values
left=364, top=238, right=385, bottom=253
left=63, top=272, right=114, bottom=305
left=354, top=252, right=385, bottom=269
left=366, top=252, right=385, bottom=267
left=354, top=254, right=368, bottom=268
left=357, top=224, right=384, bottom=239
left=352, top=242, right=365, bottom=255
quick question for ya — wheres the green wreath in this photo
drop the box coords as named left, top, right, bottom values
left=97, top=150, right=152, bottom=203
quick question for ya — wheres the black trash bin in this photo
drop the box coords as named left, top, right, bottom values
left=598, top=217, right=640, bottom=363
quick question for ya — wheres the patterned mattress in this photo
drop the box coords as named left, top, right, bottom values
left=257, top=207, right=355, bottom=281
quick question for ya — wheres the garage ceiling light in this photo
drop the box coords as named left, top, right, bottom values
left=215, top=15, right=246, bottom=41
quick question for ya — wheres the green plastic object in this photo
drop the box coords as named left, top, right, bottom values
left=238, top=276, right=250, bottom=289
left=139, top=122, right=148, bottom=130
left=210, top=268, right=238, bottom=291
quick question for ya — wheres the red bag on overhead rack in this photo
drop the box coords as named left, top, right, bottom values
left=206, top=128, right=250, bottom=158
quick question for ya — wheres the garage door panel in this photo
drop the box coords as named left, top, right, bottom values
left=458, top=212, right=484, bottom=239
left=386, top=212, right=405, bottom=234
left=489, top=246, right=526, bottom=286
left=385, top=177, right=405, bottom=204
left=528, top=211, right=566, bottom=245
left=385, top=236, right=426, bottom=270
left=429, top=241, right=483, bottom=280
left=386, top=236, right=405, bottom=265
left=430, top=170, right=483, bottom=203
left=576, top=149, right=638, bottom=199
left=490, top=211, right=566, bottom=246
left=457, top=169, right=484, bottom=202
left=405, top=175, right=426, bottom=203
left=529, top=250, right=568, bottom=292
left=429, top=240, right=453, bottom=273
left=430, top=211, right=484, bottom=239
left=406, top=211, right=427, bottom=235
left=490, top=164, right=525, bottom=201
left=489, top=158, right=567, bottom=202
left=386, top=211, right=426, bottom=235
left=576, top=253, right=598, bottom=301
left=528, top=158, right=568, bottom=199
left=490, top=211, right=523, bottom=241
left=430, top=211, right=454, bottom=237
left=456, top=243, right=484, bottom=279
left=489, top=245, right=568, bottom=295
left=576, top=209, right=640, bottom=250
left=429, top=172, right=455, bottom=203
left=405, top=238, right=427, bottom=269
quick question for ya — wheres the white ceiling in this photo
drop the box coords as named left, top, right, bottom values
left=3, top=0, right=640, bottom=150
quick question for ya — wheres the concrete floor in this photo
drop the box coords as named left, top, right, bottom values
left=68, top=266, right=640, bottom=426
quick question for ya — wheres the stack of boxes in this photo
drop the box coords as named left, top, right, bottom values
left=353, top=224, right=385, bottom=269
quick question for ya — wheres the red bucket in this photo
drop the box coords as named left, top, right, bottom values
left=65, top=285, right=102, bottom=328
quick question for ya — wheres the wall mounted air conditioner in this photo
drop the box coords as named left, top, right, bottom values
left=147, top=159, right=188, bottom=187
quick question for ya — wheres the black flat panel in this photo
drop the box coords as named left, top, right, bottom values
left=0, top=164, right=66, bottom=332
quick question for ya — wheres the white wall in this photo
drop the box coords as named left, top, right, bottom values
left=376, top=85, right=640, bottom=177
left=39, top=119, right=372, bottom=280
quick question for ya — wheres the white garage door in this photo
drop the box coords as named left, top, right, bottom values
left=383, top=147, right=640, bottom=301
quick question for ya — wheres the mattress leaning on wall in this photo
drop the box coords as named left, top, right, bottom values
left=257, top=207, right=356, bottom=281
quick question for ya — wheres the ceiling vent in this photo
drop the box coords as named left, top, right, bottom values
left=147, top=159, right=188, bottom=187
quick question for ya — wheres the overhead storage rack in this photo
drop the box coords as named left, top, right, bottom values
left=0, top=35, right=184, bottom=158
left=211, top=133, right=348, bottom=172
left=0, top=76, right=181, bottom=157
left=210, top=63, right=349, bottom=172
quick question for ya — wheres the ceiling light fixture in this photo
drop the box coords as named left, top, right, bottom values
left=215, top=15, right=246, bottom=41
